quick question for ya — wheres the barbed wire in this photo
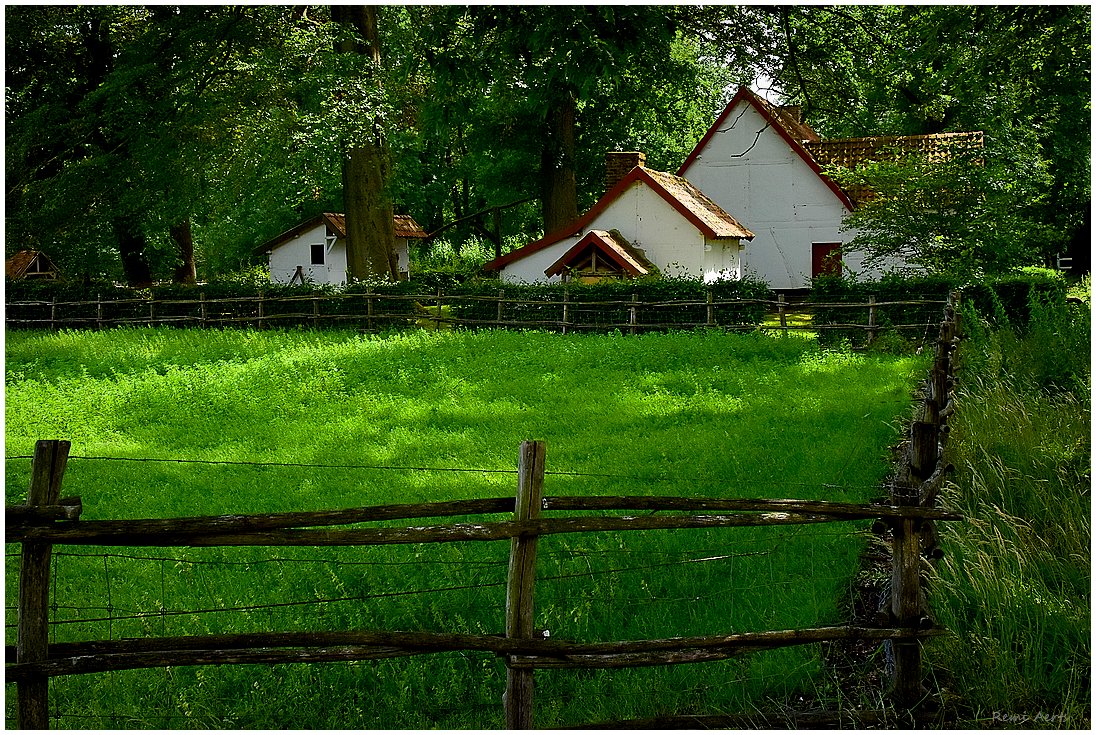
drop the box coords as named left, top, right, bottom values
left=9, top=543, right=824, bottom=630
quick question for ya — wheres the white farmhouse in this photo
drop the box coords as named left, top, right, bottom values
left=256, top=212, right=427, bottom=286
left=484, top=153, right=754, bottom=284
left=678, top=87, right=983, bottom=289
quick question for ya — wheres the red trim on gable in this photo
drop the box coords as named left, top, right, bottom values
left=544, top=230, right=648, bottom=278
left=676, top=87, right=855, bottom=212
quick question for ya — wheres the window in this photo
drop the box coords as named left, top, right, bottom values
left=310, top=244, right=325, bottom=265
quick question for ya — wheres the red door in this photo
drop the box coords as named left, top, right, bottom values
left=812, top=243, right=842, bottom=278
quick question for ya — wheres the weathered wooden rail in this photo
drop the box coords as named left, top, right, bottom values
left=5, top=294, right=962, bottom=728
left=5, top=289, right=946, bottom=341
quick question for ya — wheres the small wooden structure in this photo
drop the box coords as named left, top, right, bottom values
left=5, top=250, right=59, bottom=281
left=544, top=229, right=656, bottom=283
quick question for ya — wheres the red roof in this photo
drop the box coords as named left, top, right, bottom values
left=484, top=166, right=752, bottom=272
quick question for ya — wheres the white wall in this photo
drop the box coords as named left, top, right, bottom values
left=267, top=224, right=410, bottom=285
left=703, top=239, right=742, bottom=283
left=683, top=103, right=890, bottom=288
left=267, top=223, right=347, bottom=286
left=501, top=181, right=741, bottom=284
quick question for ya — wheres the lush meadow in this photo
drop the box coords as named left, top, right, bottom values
left=6, top=327, right=928, bottom=728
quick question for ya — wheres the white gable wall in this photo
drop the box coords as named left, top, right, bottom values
left=499, top=181, right=741, bottom=284
left=267, top=222, right=411, bottom=285
left=684, top=103, right=889, bottom=288
left=267, top=223, right=348, bottom=285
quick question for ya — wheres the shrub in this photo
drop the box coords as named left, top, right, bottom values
left=809, top=269, right=1071, bottom=347
left=445, top=277, right=771, bottom=331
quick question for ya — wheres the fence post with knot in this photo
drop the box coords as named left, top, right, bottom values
left=504, top=440, right=546, bottom=729
left=17, top=439, right=71, bottom=730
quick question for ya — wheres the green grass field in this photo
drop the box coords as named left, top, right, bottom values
left=5, top=327, right=928, bottom=728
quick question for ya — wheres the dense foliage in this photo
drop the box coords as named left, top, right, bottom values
left=771, top=5, right=1090, bottom=274
left=6, top=6, right=1088, bottom=284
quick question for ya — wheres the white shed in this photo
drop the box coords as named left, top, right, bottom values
left=484, top=160, right=753, bottom=284
left=256, top=212, right=427, bottom=286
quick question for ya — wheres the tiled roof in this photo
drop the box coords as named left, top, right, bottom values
left=757, top=99, right=821, bottom=143
left=807, top=131, right=985, bottom=169
left=256, top=212, right=426, bottom=254
left=642, top=169, right=755, bottom=240
left=806, top=132, right=985, bottom=204
left=394, top=214, right=428, bottom=239
left=320, top=213, right=427, bottom=240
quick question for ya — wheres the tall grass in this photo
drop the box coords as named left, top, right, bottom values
left=927, top=284, right=1090, bottom=727
left=5, top=327, right=927, bottom=728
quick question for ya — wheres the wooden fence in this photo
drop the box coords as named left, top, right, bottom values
left=4, top=294, right=963, bottom=728
left=5, top=289, right=947, bottom=341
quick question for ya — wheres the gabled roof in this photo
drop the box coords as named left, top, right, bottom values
left=255, top=212, right=426, bottom=254
left=544, top=230, right=655, bottom=278
left=677, top=86, right=855, bottom=211
left=5, top=250, right=58, bottom=280
left=484, top=166, right=752, bottom=272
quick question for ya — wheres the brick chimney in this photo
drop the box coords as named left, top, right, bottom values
left=605, top=151, right=646, bottom=192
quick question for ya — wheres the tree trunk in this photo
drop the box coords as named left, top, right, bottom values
left=343, top=144, right=398, bottom=280
left=332, top=5, right=397, bottom=282
left=113, top=215, right=153, bottom=288
left=170, top=219, right=197, bottom=284
left=540, top=88, right=579, bottom=234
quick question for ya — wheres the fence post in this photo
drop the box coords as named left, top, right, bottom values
left=629, top=293, right=638, bottom=335
left=435, top=288, right=444, bottom=330
left=561, top=289, right=569, bottom=335
left=504, top=440, right=546, bottom=729
left=497, top=289, right=505, bottom=326
left=96, top=294, right=103, bottom=331
left=199, top=293, right=207, bottom=328
left=366, top=290, right=374, bottom=332
left=50, top=297, right=56, bottom=331
left=18, top=439, right=71, bottom=730
left=257, top=294, right=265, bottom=330
left=777, top=293, right=787, bottom=333
left=867, top=295, right=878, bottom=345
left=706, top=288, right=715, bottom=327
left=889, top=299, right=957, bottom=710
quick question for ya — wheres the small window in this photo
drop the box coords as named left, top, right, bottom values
left=310, top=244, right=325, bottom=265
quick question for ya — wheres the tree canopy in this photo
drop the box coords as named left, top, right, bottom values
left=5, top=5, right=1089, bottom=284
